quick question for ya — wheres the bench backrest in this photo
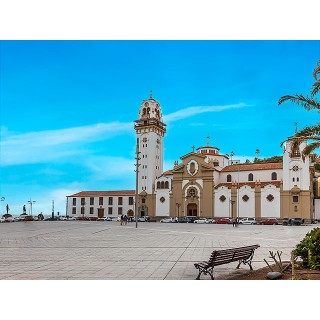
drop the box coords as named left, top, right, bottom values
left=208, top=245, right=259, bottom=266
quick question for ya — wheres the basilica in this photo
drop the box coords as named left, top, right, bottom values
left=67, top=94, right=317, bottom=222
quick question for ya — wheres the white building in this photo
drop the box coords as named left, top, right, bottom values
left=66, top=93, right=318, bottom=222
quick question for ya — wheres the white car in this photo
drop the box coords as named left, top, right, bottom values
left=160, top=218, right=173, bottom=223
left=194, top=218, right=209, bottom=224
left=14, top=217, right=21, bottom=222
left=110, top=217, right=120, bottom=222
left=5, top=216, right=14, bottom=222
left=59, top=216, right=67, bottom=221
left=0, top=217, right=5, bottom=223
left=239, top=217, right=257, bottom=225
left=97, top=217, right=108, bottom=221
left=67, top=217, right=76, bottom=221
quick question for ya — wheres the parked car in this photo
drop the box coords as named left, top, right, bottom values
left=177, top=217, right=190, bottom=223
left=260, top=218, right=279, bottom=225
left=282, top=218, right=292, bottom=226
left=97, top=217, right=108, bottom=221
left=208, top=219, right=216, bottom=224
left=14, top=216, right=21, bottom=222
left=291, top=218, right=305, bottom=226
left=67, top=216, right=77, bottom=221
left=0, top=217, right=5, bottom=223
left=160, top=218, right=174, bottom=223
left=110, top=217, right=120, bottom=222
left=194, top=218, right=209, bottom=224
left=227, top=218, right=238, bottom=224
left=5, top=216, right=14, bottom=222
left=186, top=217, right=200, bottom=223
left=138, top=216, right=150, bottom=222
left=239, top=217, right=257, bottom=225
left=215, top=218, right=231, bottom=224
left=59, top=216, right=67, bottom=221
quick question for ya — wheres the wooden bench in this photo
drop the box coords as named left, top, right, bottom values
left=194, top=245, right=260, bottom=280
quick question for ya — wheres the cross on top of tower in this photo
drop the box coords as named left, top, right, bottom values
left=192, top=145, right=195, bottom=152
left=150, top=90, right=153, bottom=99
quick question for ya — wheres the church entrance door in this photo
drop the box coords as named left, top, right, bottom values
left=187, top=203, right=197, bottom=216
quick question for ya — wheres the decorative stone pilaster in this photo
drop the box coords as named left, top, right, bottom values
left=255, top=180, right=261, bottom=220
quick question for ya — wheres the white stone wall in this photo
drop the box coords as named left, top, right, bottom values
left=260, top=185, right=280, bottom=218
left=155, top=175, right=171, bottom=216
left=221, top=169, right=282, bottom=184
left=282, top=141, right=310, bottom=191
left=238, top=186, right=255, bottom=218
left=314, top=199, right=320, bottom=220
left=67, top=196, right=135, bottom=218
left=139, top=131, right=163, bottom=194
left=155, top=189, right=170, bottom=216
left=214, top=187, right=231, bottom=217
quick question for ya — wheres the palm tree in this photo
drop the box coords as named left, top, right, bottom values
left=278, top=60, right=320, bottom=157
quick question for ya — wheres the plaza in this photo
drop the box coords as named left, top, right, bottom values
left=0, top=221, right=315, bottom=280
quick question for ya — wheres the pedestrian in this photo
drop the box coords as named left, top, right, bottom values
left=124, top=214, right=127, bottom=225
left=120, top=214, right=124, bottom=225
left=232, top=219, right=236, bottom=227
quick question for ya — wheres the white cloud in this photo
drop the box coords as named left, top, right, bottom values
left=163, top=103, right=249, bottom=123
left=1, top=122, right=132, bottom=166
left=1, top=103, right=250, bottom=167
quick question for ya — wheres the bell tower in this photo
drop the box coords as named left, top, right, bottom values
left=281, top=139, right=312, bottom=221
left=134, top=92, right=166, bottom=194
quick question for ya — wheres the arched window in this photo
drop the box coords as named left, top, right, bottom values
left=142, top=108, right=146, bottom=115
left=227, top=174, right=232, bottom=182
left=248, top=173, right=253, bottom=181
left=271, top=172, right=277, bottom=180
left=165, top=181, right=169, bottom=189
left=157, top=181, right=160, bottom=189
left=160, top=181, right=165, bottom=189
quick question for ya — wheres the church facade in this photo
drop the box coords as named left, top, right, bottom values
left=67, top=94, right=317, bottom=222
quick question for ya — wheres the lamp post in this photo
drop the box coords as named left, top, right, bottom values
left=1, top=197, right=5, bottom=215
left=134, top=138, right=141, bottom=229
left=176, top=202, right=181, bottom=220
left=28, top=198, right=36, bottom=217
left=81, top=201, right=86, bottom=220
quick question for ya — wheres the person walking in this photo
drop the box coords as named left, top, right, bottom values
left=124, top=214, right=127, bottom=225
left=120, top=214, right=124, bottom=226
left=232, top=218, right=236, bottom=227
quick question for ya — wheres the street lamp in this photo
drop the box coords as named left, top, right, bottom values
left=81, top=200, right=86, bottom=220
left=176, top=202, right=181, bottom=220
left=1, top=197, right=5, bottom=215
left=28, top=198, right=36, bottom=217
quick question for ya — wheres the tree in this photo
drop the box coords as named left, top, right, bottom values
left=278, top=60, right=320, bottom=158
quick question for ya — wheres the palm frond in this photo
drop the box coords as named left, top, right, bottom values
left=311, top=80, right=320, bottom=96
left=295, top=123, right=320, bottom=138
left=278, top=94, right=320, bottom=110
left=313, top=61, right=320, bottom=80
left=303, top=142, right=320, bottom=156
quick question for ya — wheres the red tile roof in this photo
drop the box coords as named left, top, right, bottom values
left=162, top=170, right=173, bottom=176
left=68, top=190, right=135, bottom=197
left=221, top=163, right=283, bottom=172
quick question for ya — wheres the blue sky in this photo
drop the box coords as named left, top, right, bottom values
left=1, top=40, right=319, bottom=215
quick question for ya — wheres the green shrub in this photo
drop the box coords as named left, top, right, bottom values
left=294, top=227, right=320, bottom=270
